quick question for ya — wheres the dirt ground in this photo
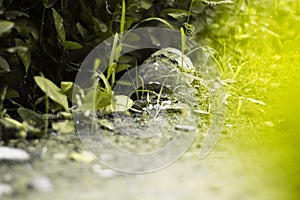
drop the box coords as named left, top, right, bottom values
left=1, top=120, right=299, bottom=200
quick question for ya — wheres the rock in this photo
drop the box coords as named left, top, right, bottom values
left=139, top=48, right=198, bottom=105
left=0, top=146, right=30, bottom=162
left=92, top=164, right=118, bottom=178
left=0, top=183, right=13, bottom=197
left=28, top=176, right=54, bottom=192
left=150, top=47, right=195, bottom=73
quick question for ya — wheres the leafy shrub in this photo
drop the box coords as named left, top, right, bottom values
left=0, top=0, right=231, bottom=139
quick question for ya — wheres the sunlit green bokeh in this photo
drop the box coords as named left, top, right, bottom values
left=205, top=0, right=300, bottom=199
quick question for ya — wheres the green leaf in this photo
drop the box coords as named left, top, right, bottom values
left=4, top=10, right=30, bottom=19
left=138, top=1, right=152, bottom=9
left=109, top=33, right=119, bottom=64
left=1, top=117, right=25, bottom=130
left=15, top=38, right=31, bottom=73
left=17, top=107, right=45, bottom=128
left=61, top=81, right=73, bottom=93
left=52, top=8, right=66, bottom=45
left=70, top=151, right=95, bottom=163
left=92, top=17, right=108, bottom=33
left=76, top=22, right=88, bottom=39
left=80, top=90, right=112, bottom=111
left=5, top=88, right=19, bottom=99
left=0, top=55, right=10, bottom=73
left=108, top=95, right=133, bottom=112
left=116, top=63, right=131, bottom=73
left=52, top=120, right=75, bottom=134
left=6, top=46, right=28, bottom=53
left=168, top=12, right=187, bottom=19
left=123, top=32, right=141, bottom=43
left=34, top=76, right=69, bottom=112
left=107, top=62, right=116, bottom=80
left=61, top=81, right=82, bottom=102
left=63, top=41, right=83, bottom=50
left=0, top=21, right=14, bottom=36
left=163, top=9, right=188, bottom=19
left=95, top=70, right=112, bottom=95
left=42, top=0, right=58, bottom=8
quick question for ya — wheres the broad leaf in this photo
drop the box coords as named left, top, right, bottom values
left=15, top=38, right=31, bottom=73
left=17, top=107, right=45, bottom=128
left=0, top=55, right=10, bottom=73
left=1, top=117, right=25, bottom=130
left=52, top=120, right=75, bottom=134
left=42, top=0, right=58, bottom=8
left=61, top=81, right=73, bottom=92
left=34, top=76, right=69, bottom=112
left=61, top=81, right=82, bottom=102
left=76, top=22, right=88, bottom=39
left=116, top=63, right=131, bottom=73
left=80, top=89, right=112, bottom=111
left=92, top=17, right=108, bottom=33
left=4, top=10, right=30, bottom=19
left=136, top=0, right=152, bottom=9
left=6, top=46, right=27, bottom=53
left=5, top=88, right=19, bottom=99
left=63, top=41, right=83, bottom=50
left=52, top=8, right=66, bottom=45
left=163, top=9, right=188, bottom=19
left=0, top=21, right=14, bottom=36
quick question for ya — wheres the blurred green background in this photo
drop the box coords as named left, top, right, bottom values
left=208, top=1, right=300, bottom=199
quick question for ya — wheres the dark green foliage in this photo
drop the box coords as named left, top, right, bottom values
left=0, top=0, right=226, bottom=139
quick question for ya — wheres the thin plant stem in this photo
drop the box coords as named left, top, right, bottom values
left=44, top=93, right=49, bottom=135
left=187, top=0, right=195, bottom=24
left=0, top=86, right=7, bottom=141
left=180, top=27, right=185, bottom=68
left=39, top=7, right=46, bottom=46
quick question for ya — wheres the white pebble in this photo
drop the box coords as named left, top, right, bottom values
left=0, top=183, right=13, bottom=197
left=0, top=147, right=30, bottom=162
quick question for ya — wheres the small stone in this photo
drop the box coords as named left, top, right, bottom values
left=164, top=104, right=188, bottom=113
left=48, top=131, right=58, bottom=137
left=53, top=153, right=67, bottom=160
left=98, top=119, right=115, bottom=131
left=175, top=125, right=196, bottom=132
left=0, top=147, right=30, bottom=162
left=148, top=104, right=153, bottom=110
left=70, top=151, right=95, bottom=163
left=162, top=100, right=172, bottom=105
left=28, top=176, right=54, bottom=192
left=0, top=183, right=13, bottom=197
left=92, top=164, right=118, bottom=178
